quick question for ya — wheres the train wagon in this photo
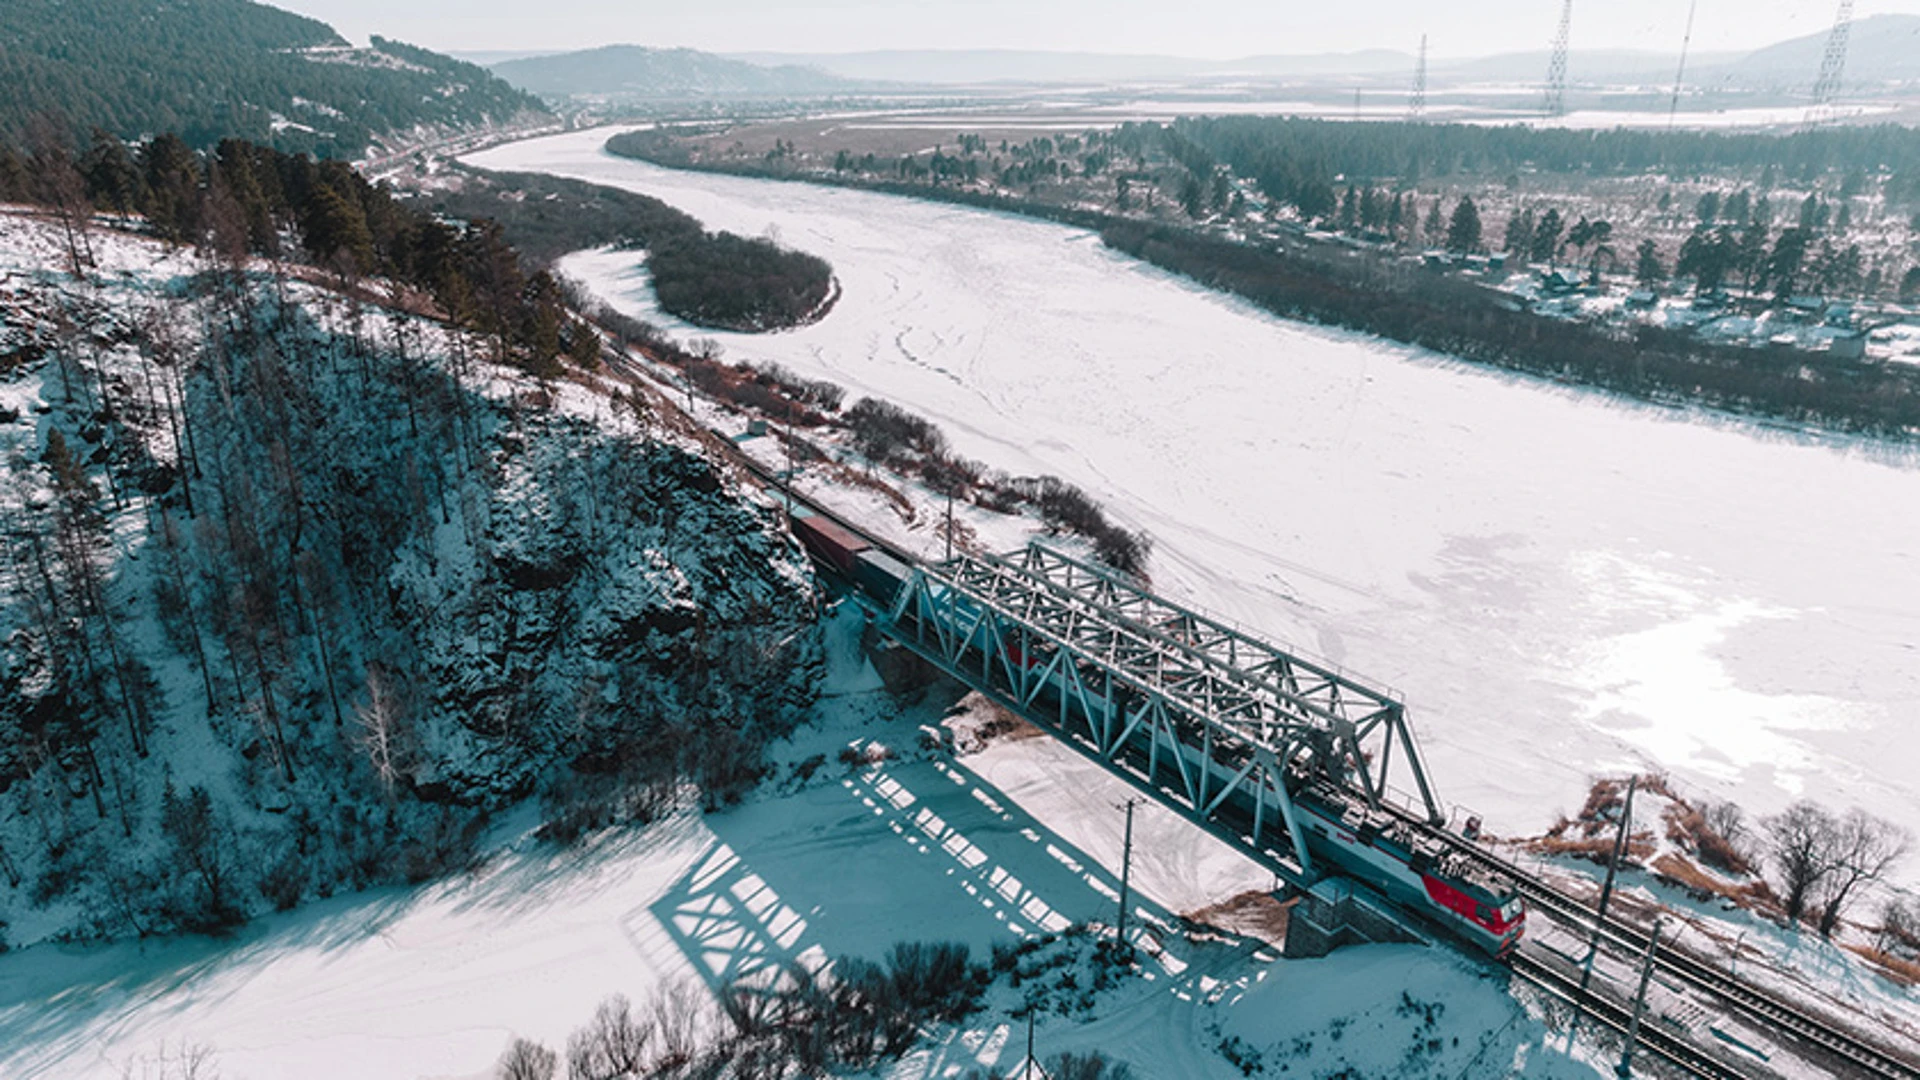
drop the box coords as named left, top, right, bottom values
left=789, top=509, right=871, bottom=575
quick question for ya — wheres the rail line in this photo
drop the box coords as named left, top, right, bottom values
left=1509, top=947, right=1747, bottom=1078
left=1372, top=797, right=1920, bottom=1079
left=612, top=355, right=1919, bottom=1080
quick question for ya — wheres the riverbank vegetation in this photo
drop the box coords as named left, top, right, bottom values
left=425, top=168, right=836, bottom=332
left=608, top=121, right=1920, bottom=439
left=579, top=303, right=1154, bottom=577
left=1536, top=775, right=1912, bottom=963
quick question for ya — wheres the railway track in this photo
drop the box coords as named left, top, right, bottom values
left=1425, top=817, right=1920, bottom=1079
left=1509, top=947, right=1747, bottom=1079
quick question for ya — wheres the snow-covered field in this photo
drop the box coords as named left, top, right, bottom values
left=468, top=128, right=1920, bottom=871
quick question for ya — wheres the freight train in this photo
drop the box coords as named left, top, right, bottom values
left=786, top=507, right=1525, bottom=957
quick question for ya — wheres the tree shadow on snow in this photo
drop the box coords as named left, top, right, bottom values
left=0, top=884, right=420, bottom=1076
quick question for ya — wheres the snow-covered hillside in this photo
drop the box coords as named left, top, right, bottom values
left=0, top=208, right=819, bottom=948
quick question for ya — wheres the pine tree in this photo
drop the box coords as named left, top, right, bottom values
left=1445, top=196, right=1482, bottom=253
left=1633, top=239, right=1665, bottom=288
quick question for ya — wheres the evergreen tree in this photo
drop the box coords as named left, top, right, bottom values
left=1530, top=209, right=1564, bottom=265
left=1634, top=239, right=1665, bottom=288
left=80, top=129, right=142, bottom=216
left=1769, top=227, right=1811, bottom=298
left=1445, top=196, right=1482, bottom=253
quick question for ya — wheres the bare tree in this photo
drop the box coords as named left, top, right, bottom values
left=1704, top=800, right=1746, bottom=851
left=497, top=1038, right=557, bottom=1080
left=117, top=1039, right=220, bottom=1080
left=1879, top=895, right=1918, bottom=955
left=1762, top=800, right=1838, bottom=924
left=1818, top=809, right=1912, bottom=937
left=648, top=980, right=707, bottom=1070
left=566, top=994, right=653, bottom=1080
left=27, top=114, right=94, bottom=277
left=354, top=664, right=413, bottom=798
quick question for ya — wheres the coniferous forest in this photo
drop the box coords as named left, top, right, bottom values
left=0, top=131, right=822, bottom=942
left=0, top=0, right=546, bottom=156
left=427, top=170, right=838, bottom=332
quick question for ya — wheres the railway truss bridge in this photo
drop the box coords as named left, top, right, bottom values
left=857, top=541, right=1920, bottom=1080
left=871, top=541, right=1438, bottom=892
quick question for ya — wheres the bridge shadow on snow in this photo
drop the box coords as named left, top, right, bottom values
left=648, top=749, right=1265, bottom=1072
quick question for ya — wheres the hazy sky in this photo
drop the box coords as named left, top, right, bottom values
left=273, top=0, right=1920, bottom=59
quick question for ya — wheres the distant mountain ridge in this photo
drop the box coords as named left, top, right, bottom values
left=1715, top=14, right=1920, bottom=87
left=0, top=0, right=547, bottom=157
left=480, top=16, right=1920, bottom=106
left=492, top=45, right=861, bottom=99
left=719, top=48, right=1415, bottom=85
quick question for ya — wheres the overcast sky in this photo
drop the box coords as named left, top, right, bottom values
left=272, top=0, right=1920, bottom=59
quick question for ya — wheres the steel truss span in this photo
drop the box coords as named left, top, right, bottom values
left=884, top=542, right=1443, bottom=884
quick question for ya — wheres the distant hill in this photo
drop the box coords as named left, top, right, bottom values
left=724, top=48, right=1414, bottom=85
left=1435, top=48, right=1741, bottom=86
left=0, top=0, right=548, bottom=157
left=492, top=46, right=862, bottom=99
left=1716, top=14, right=1920, bottom=89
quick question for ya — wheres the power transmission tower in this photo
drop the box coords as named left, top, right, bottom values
left=1408, top=34, right=1428, bottom=122
left=1667, top=0, right=1698, bottom=130
left=1807, top=0, right=1855, bottom=126
left=1544, top=0, right=1573, bottom=118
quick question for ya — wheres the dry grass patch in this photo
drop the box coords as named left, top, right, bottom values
left=1185, top=890, right=1291, bottom=945
left=1845, top=944, right=1920, bottom=987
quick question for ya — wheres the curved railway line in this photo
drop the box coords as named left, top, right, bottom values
left=619, top=355, right=1920, bottom=1080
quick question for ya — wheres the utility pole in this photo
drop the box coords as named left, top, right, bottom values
left=944, top=485, right=954, bottom=562
left=783, top=397, right=795, bottom=513
left=1116, top=797, right=1142, bottom=949
left=1617, top=920, right=1664, bottom=1077
left=1024, top=1006, right=1037, bottom=1079
left=1573, top=775, right=1637, bottom=1029
left=1593, top=776, right=1638, bottom=935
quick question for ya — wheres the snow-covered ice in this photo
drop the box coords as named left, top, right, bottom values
left=470, top=128, right=1920, bottom=871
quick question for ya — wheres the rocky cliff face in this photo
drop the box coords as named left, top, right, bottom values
left=0, top=214, right=819, bottom=945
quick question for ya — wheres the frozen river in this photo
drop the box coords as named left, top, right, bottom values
left=475, top=128, right=1920, bottom=858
